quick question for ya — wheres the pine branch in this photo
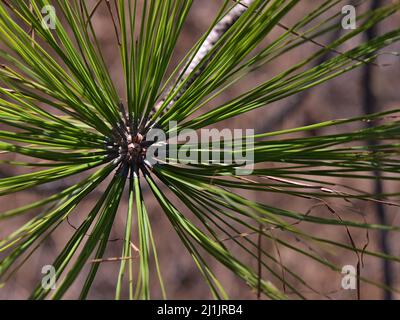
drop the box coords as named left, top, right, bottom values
left=150, top=0, right=254, bottom=118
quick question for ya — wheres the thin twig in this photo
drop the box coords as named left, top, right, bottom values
left=90, top=255, right=139, bottom=264
left=85, top=0, right=103, bottom=26
left=105, top=0, right=121, bottom=46
left=256, top=223, right=262, bottom=299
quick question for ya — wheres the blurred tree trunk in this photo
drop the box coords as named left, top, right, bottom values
left=362, top=0, right=393, bottom=300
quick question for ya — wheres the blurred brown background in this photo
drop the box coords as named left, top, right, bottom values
left=0, top=0, right=399, bottom=299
